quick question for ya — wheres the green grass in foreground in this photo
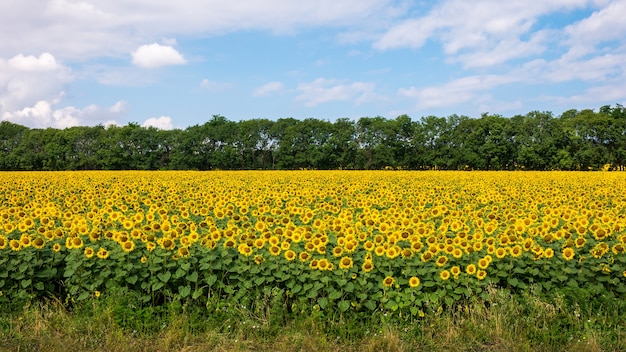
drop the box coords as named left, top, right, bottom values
left=1, top=286, right=625, bottom=352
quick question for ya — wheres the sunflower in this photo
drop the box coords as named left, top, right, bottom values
left=386, top=246, right=400, bottom=259
left=332, top=246, right=343, bottom=257
left=160, top=238, right=176, bottom=250
left=223, top=239, right=237, bottom=248
left=339, top=256, right=353, bottom=269
left=476, top=270, right=487, bottom=280
left=32, top=237, right=45, bottom=249
left=495, top=247, right=507, bottom=259
left=84, top=247, right=95, bottom=258
left=420, top=252, right=433, bottom=262
left=401, top=248, right=413, bottom=258
left=254, top=255, right=264, bottom=265
left=543, top=247, right=554, bottom=259
left=435, top=255, right=448, bottom=267
left=409, top=276, right=420, bottom=288
left=382, top=276, right=395, bottom=288
left=562, top=247, right=575, bottom=261
left=439, top=269, right=451, bottom=281
left=53, top=243, right=62, bottom=252
left=478, top=257, right=490, bottom=270
left=450, top=265, right=461, bottom=279
left=510, top=245, right=523, bottom=258
left=318, top=258, right=332, bottom=271
left=97, top=247, right=109, bottom=259
left=0, top=235, right=7, bottom=250
left=122, top=240, right=135, bottom=253
left=309, top=259, right=319, bottom=270
left=361, top=260, right=374, bottom=273
left=19, top=235, right=31, bottom=248
left=234, top=243, right=250, bottom=256
left=269, top=245, right=281, bottom=256
left=298, top=251, right=311, bottom=262
left=374, top=246, right=386, bottom=257
left=10, top=239, right=21, bottom=251
left=141, top=256, right=148, bottom=264
left=177, top=247, right=190, bottom=258
left=411, top=241, right=424, bottom=252
left=284, top=249, right=296, bottom=261
left=465, top=263, right=477, bottom=275
left=72, top=236, right=84, bottom=249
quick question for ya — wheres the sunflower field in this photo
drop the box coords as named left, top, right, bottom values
left=1, top=171, right=625, bottom=319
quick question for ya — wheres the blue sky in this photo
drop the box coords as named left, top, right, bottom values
left=1, top=0, right=625, bottom=129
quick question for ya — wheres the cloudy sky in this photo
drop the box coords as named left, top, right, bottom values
left=1, top=0, right=625, bottom=129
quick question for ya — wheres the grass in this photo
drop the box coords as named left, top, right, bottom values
left=1, top=286, right=625, bottom=352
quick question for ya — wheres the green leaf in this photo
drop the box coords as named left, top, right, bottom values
left=174, top=268, right=186, bottom=279
left=34, top=282, right=45, bottom=291
left=329, top=290, right=343, bottom=300
left=318, top=297, right=328, bottom=309
left=384, top=299, right=398, bottom=311
left=186, top=271, right=198, bottom=283
left=152, top=282, right=164, bottom=291
left=157, top=271, right=171, bottom=283
left=345, top=282, right=355, bottom=293
left=192, top=288, right=204, bottom=299
left=364, top=300, right=377, bottom=311
left=508, top=277, right=519, bottom=287
left=126, top=275, right=138, bottom=285
left=77, top=291, right=90, bottom=301
left=454, top=287, right=467, bottom=295
left=338, top=300, right=350, bottom=312
left=306, top=287, right=319, bottom=299
left=254, top=277, right=265, bottom=285
left=206, top=274, right=217, bottom=286
left=21, top=279, right=31, bottom=289
left=179, top=285, right=191, bottom=298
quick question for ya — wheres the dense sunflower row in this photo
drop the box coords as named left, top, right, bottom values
left=1, top=171, right=625, bottom=314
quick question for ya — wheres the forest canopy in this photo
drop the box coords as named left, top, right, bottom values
left=1, top=104, right=624, bottom=171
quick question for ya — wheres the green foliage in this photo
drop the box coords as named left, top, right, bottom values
left=2, top=104, right=626, bottom=171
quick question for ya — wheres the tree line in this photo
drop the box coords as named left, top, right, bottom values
left=1, top=104, right=624, bottom=171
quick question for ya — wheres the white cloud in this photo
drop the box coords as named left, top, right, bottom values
left=398, top=74, right=517, bottom=109
left=132, top=43, right=186, bottom=68
left=0, top=1, right=397, bottom=60
left=543, top=80, right=626, bottom=107
left=199, top=79, right=232, bottom=92
left=296, top=78, right=377, bottom=107
left=2, top=100, right=126, bottom=129
left=109, top=101, right=127, bottom=113
left=0, top=53, right=72, bottom=113
left=373, top=0, right=597, bottom=67
left=563, top=1, right=626, bottom=59
left=7, top=53, right=63, bottom=72
left=253, top=81, right=285, bottom=96
left=142, top=116, right=173, bottom=130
